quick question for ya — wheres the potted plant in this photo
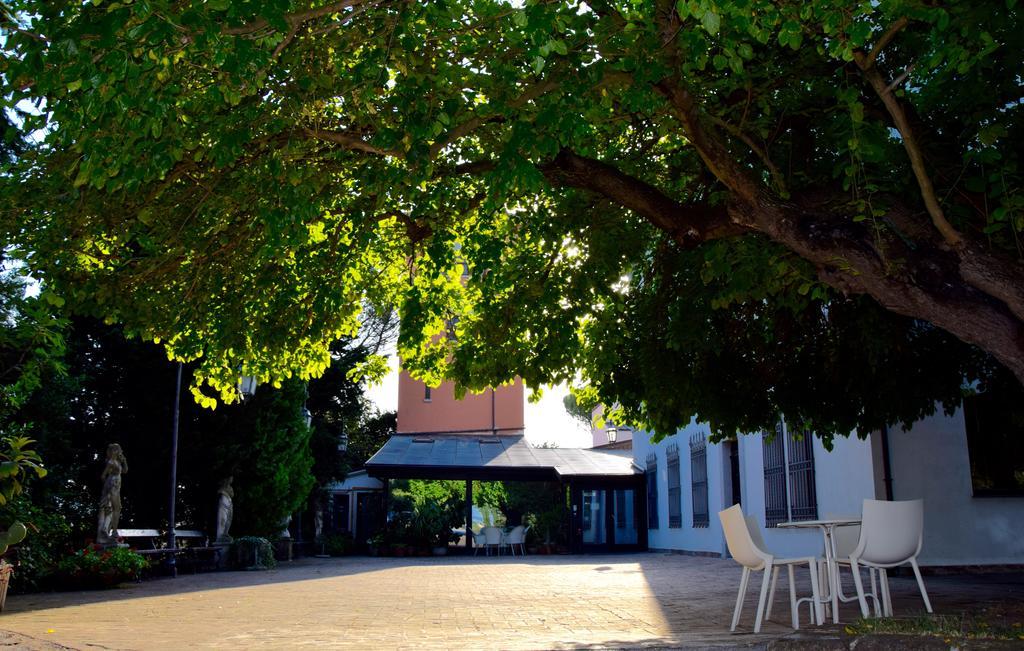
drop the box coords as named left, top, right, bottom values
left=56, top=546, right=149, bottom=589
left=367, top=532, right=385, bottom=557
left=409, top=500, right=461, bottom=556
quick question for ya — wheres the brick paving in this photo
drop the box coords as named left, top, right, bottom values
left=1, top=553, right=1020, bottom=650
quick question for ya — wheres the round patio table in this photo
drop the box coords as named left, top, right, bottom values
left=776, top=518, right=860, bottom=624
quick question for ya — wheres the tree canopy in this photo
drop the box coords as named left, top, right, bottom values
left=2, top=0, right=1022, bottom=439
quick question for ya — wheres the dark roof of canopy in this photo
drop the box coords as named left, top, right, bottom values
left=364, top=434, right=641, bottom=481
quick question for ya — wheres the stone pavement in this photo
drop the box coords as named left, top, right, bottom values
left=0, top=553, right=1020, bottom=650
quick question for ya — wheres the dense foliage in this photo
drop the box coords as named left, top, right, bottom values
left=56, top=546, right=149, bottom=588
left=3, top=1, right=1023, bottom=440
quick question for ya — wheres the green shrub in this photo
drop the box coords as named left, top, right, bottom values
left=231, top=536, right=275, bottom=569
left=56, top=546, right=148, bottom=589
left=3, top=498, right=72, bottom=593
left=323, top=532, right=354, bottom=556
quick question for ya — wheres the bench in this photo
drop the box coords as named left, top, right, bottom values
left=172, top=530, right=223, bottom=573
left=117, top=529, right=222, bottom=573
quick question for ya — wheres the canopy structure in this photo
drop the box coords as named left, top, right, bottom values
left=365, top=433, right=641, bottom=482
left=364, top=433, right=647, bottom=553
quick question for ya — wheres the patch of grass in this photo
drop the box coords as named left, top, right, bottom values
left=845, top=605, right=1024, bottom=642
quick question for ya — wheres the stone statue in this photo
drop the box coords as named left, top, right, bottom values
left=313, top=501, right=323, bottom=541
left=279, top=515, right=292, bottom=539
left=96, top=443, right=127, bottom=545
left=215, top=476, right=234, bottom=543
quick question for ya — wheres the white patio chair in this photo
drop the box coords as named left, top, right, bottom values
left=503, top=525, right=528, bottom=556
left=472, top=530, right=488, bottom=556
left=848, top=499, right=932, bottom=618
left=720, top=505, right=823, bottom=633
left=481, top=526, right=503, bottom=556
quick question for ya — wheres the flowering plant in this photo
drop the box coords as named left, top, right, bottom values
left=56, top=546, right=148, bottom=587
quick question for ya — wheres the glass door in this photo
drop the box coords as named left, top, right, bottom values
left=611, top=489, right=638, bottom=546
left=573, top=486, right=642, bottom=552
left=581, top=489, right=606, bottom=545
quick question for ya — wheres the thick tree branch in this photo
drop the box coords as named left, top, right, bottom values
left=653, top=80, right=765, bottom=205
left=865, top=17, right=908, bottom=68
left=540, top=149, right=746, bottom=247
left=303, top=128, right=400, bottom=158
left=855, top=23, right=963, bottom=248
left=223, top=0, right=368, bottom=36
left=709, top=115, right=788, bottom=195
left=428, top=79, right=561, bottom=159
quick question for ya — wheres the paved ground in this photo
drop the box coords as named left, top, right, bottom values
left=1, top=553, right=1021, bottom=650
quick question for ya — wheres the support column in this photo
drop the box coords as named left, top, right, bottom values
left=382, top=478, right=390, bottom=536
left=465, top=480, right=473, bottom=550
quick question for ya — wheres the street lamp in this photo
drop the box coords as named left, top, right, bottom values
left=239, top=375, right=259, bottom=400
left=606, top=427, right=618, bottom=443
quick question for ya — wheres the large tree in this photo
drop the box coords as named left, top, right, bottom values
left=2, top=1, right=1022, bottom=437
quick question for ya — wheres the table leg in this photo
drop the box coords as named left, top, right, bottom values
left=828, top=528, right=840, bottom=623
left=821, top=527, right=840, bottom=624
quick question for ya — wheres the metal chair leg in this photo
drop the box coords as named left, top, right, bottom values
left=731, top=567, right=750, bottom=632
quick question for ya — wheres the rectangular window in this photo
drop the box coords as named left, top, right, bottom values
left=667, top=444, right=682, bottom=528
left=690, top=434, right=709, bottom=528
left=423, top=385, right=431, bottom=401
left=646, top=453, right=659, bottom=529
left=964, top=393, right=1024, bottom=496
left=763, top=422, right=788, bottom=528
left=787, top=427, right=818, bottom=522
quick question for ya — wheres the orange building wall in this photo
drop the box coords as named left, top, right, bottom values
left=396, top=371, right=525, bottom=434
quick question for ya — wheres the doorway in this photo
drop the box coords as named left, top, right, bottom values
left=572, top=485, right=644, bottom=552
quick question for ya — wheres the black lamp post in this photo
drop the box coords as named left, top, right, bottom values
left=166, top=362, right=183, bottom=577
left=167, top=369, right=257, bottom=576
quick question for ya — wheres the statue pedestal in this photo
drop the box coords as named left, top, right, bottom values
left=213, top=541, right=232, bottom=569
left=273, top=539, right=293, bottom=562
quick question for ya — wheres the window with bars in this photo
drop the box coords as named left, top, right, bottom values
left=646, top=453, right=659, bottom=529
left=690, top=435, right=709, bottom=528
left=667, top=444, right=682, bottom=528
left=763, top=420, right=819, bottom=527
left=787, top=427, right=818, bottom=522
left=763, top=422, right=787, bottom=528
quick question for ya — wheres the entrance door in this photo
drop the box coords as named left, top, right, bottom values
left=581, top=489, right=606, bottom=546
left=611, top=488, right=638, bottom=545
left=355, top=492, right=382, bottom=550
left=574, top=487, right=642, bottom=552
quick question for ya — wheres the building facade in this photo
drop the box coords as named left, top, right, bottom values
left=634, top=406, right=1024, bottom=566
left=396, top=372, right=525, bottom=435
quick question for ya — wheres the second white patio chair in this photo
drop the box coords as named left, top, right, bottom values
left=502, top=525, right=529, bottom=556
left=720, top=505, right=824, bottom=633
left=848, top=499, right=932, bottom=618
left=481, top=526, right=503, bottom=556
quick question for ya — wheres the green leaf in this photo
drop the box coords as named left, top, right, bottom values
left=702, top=10, right=721, bottom=36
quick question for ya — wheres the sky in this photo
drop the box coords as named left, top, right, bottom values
left=363, top=351, right=593, bottom=448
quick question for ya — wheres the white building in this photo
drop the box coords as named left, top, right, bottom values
left=633, top=404, right=1024, bottom=566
